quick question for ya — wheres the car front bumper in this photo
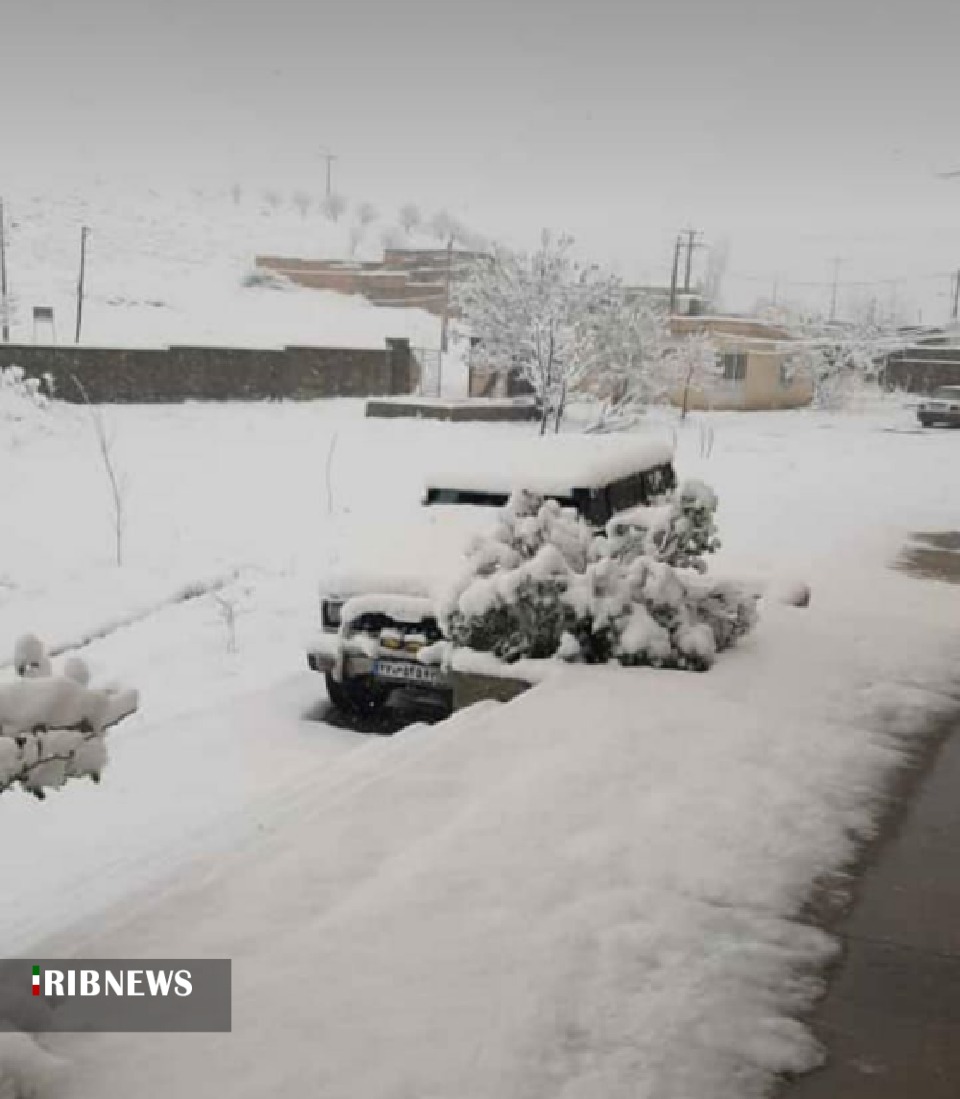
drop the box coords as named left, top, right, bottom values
left=306, top=634, right=449, bottom=689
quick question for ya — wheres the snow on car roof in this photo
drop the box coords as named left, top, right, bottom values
left=424, top=433, right=675, bottom=497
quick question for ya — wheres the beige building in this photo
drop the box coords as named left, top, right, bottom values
left=668, top=315, right=813, bottom=411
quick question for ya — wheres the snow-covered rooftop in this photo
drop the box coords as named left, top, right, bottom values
left=424, top=433, right=675, bottom=496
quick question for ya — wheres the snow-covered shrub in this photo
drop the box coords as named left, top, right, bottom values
left=606, top=479, right=721, bottom=572
left=0, top=635, right=137, bottom=799
left=1, top=366, right=53, bottom=447
left=13, top=633, right=51, bottom=677
left=321, top=193, right=347, bottom=222
left=443, top=484, right=756, bottom=671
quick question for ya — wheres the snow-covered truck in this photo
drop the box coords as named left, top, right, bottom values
left=307, top=435, right=676, bottom=719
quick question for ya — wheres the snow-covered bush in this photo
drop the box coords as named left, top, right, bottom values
left=398, top=203, right=421, bottom=233
left=321, top=193, right=347, bottom=222
left=356, top=202, right=378, bottom=227
left=1, top=366, right=54, bottom=449
left=0, top=635, right=137, bottom=799
left=1, top=365, right=52, bottom=422
left=443, top=484, right=756, bottom=671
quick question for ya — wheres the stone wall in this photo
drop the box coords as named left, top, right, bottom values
left=0, top=339, right=412, bottom=403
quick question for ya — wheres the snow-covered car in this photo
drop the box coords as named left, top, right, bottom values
left=307, top=434, right=676, bottom=719
left=918, top=385, right=960, bottom=427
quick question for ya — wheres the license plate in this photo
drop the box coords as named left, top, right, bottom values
left=374, top=659, right=442, bottom=685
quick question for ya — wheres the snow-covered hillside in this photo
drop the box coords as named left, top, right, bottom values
left=0, top=182, right=443, bottom=350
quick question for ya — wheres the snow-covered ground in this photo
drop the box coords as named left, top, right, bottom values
left=2, top=392, right=959, bottom=1098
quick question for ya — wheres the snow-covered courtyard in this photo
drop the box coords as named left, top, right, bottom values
left=2, top=391, right=959, bottom=1098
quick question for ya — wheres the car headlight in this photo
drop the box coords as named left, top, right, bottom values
left=321, top=597, right=344, bottom=628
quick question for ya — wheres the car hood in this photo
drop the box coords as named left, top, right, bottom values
left=320, top=505, right=501, bottom=606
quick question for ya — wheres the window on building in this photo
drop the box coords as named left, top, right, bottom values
left=721, top=352, right=747, bottom=381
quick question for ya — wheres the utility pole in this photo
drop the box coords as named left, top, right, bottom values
left=0, top=198, right=9, bottom=343
left=440, top=235, right=454, bottom=353
left=682, top=227, right=702, bottom=292
left=669, top=234, right=683, bottom=315
left=829, top=257, right=844, bottom=322
left=75, top=226, right=89, bottom=344
left=320, top=149, right=337, bottom=198
left=952, top=268, right=960, bottom=322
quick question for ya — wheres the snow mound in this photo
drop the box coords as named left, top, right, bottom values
left=0, top=1032, right=65, bottom=1099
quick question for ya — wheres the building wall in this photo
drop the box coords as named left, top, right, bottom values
left=675, top=353, right=813, bottom=411
left=670, top=315, right=793, bottom=341
left=883, top=349, right=960, bottom=393
left=668, top=315, right=812, bottom=411
left=0, top=340, right=413, bottom=403
left=255, top=249, right=484, bottom=318
left=468, top=365, right=535, bottom=399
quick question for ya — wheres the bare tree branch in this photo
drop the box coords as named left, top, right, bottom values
left=71, top=375, right=127, bottom=566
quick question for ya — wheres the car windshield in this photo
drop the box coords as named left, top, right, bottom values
left=424, top=487, right=578, bottom=510
left=424, top=488, right=510, bottom=507
left=932, top=388, right=960, bottom=400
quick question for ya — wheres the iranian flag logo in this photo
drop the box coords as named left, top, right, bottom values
left=32, top=965, right=40, bottom=996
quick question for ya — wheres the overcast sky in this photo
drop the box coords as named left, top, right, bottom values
left=4, top=0, right=960, bottom=318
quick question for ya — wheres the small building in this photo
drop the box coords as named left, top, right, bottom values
left=254, top=248, right=486, bottom=318
left=668, top=315, right=813, bottom=411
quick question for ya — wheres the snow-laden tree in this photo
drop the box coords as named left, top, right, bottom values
left=455, top=230, right=622, bottom=434
left=427, top=209, right=458, bottom=242
left=661, top=332, right=721, bottom=419
left=581, top=296, right=669, bottom=431
left=398, top=203, right=422, bottom=234
left=321, top=192, right=348, bottom=223
left=760, top=307, right=903, bottom=409
left=292, top=190, right=313, bottom=218
left=380, top=225, right=406, bottom=252
left=356, top=202, right=378, bottom=227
